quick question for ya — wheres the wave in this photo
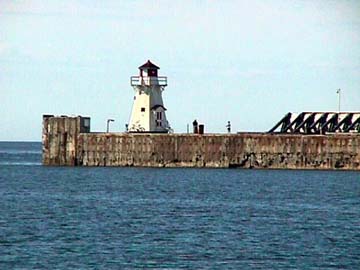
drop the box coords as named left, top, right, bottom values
left=0, top=161, right=42, bottom=166
left=0, top=150, right=42, bottom=155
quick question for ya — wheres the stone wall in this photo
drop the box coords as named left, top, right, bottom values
left=42, top=115, right=90, bottom=166
left=42, top=116, right=360, bottom=170
left=75, top=133, right=360, bottom=170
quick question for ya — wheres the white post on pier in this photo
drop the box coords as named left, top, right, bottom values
left=336, top=88, right=341, bottom=113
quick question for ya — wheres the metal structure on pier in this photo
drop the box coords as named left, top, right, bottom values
left=269, top=112, right=360, bottom=134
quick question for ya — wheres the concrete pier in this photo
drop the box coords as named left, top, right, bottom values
left=42, top=115, right=360, bottom=170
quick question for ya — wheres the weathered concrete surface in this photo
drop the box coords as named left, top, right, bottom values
left=74, top=133, right=360, bottom=169
left=43, top=115, right=360, bottom=170
left=42, top=115, right=89, bottom=166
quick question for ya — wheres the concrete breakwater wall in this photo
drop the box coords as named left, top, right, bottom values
left=42, top=115, right=360, bottom=170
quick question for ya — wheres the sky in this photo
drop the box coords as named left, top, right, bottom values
left=0, top=0, right=359, bottom=141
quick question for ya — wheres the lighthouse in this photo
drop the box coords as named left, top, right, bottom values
left=128, top=60, right=171, bottom=133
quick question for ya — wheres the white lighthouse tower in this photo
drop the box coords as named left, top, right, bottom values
left=128, top=60, right=171, bottom=133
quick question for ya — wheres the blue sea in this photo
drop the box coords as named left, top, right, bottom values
left=0, top=142, right=359, bottom=269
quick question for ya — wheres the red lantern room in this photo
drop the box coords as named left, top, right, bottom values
left=139, top=60, right=159, bottom=77
left=130, top=60, right=167, bottom=86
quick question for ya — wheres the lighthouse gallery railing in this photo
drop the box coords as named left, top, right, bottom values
left=131, top=76, right=167, bottom=86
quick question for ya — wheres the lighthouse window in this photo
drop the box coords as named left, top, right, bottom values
left=156, top=112, right=162, bottom=120
left=141, top=107, right=145, bottom=112
left=149, top=69, right=158, bottom=77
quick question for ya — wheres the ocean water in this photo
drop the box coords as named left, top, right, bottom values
left=0, top=142, right=359, bottom=269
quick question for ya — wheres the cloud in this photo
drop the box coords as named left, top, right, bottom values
left=0, top=1, right=94, bottom=16
left=0, top=42, right=10, bottom=56
left=309, top=61, right=360, bottom=71
left=0, top=1, right=144, bottom=18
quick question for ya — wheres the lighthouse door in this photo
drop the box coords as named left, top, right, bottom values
left=156, top=111, right=162, bottom=127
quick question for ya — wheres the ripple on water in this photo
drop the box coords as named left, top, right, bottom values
left=0, top=142, right=359, bottom=269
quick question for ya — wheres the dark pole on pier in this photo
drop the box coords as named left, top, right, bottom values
left=226, top=121, right=231, bottom=133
